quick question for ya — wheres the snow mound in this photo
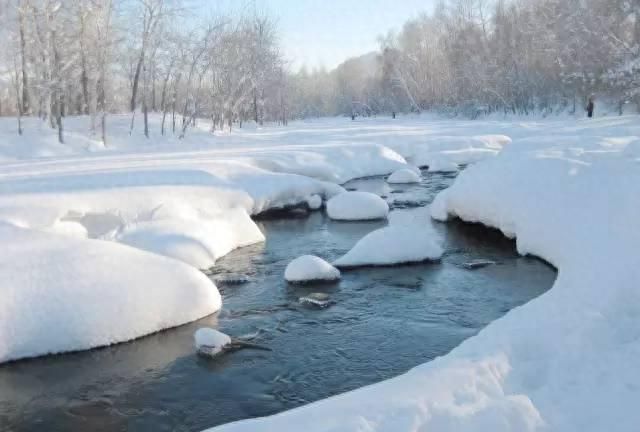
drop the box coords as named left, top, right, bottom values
left=387, top=168, right=421, bottom=184
left=326, top=191, right=389, bottom=221
left=115, top=207, right=264, bottom=269
left=334, top=225, right=443, bottom=268
left=285, top=255, right=340, bottom=283
left=194, top=328, right=232, bottom=357
left=0, top=224, right=221, bottom=363
left=428, top=158, right=459, bottom=173
left=307, top=194, right=323, bottom=210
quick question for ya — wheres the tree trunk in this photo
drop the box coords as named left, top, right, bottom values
left=81, top=53, right=90, bottom=115
left=130, top=53, right=144, bottom=111
left=56, top=97, right=64, bottom=144
left=172, top=103, right=176, bottom=133
left=144, top=100, right=149, bottom=138
left=98, top=76, right=107, bottom=146
left=253, top=91, right=258, bottom=123
left=151, top=66, right=157, bottom=112
left=19, top=7, right=29, bottom=115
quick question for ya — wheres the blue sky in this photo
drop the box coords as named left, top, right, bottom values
left=193, top=0, right=436, bottom=70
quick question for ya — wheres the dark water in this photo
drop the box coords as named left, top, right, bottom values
left=0, top=171, right=556, bottom=432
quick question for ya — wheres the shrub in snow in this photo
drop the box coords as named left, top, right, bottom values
left=285, top=255, right=341, bottom=283
left=387, top=168, right=421, bottom=184
left=334, top=225, right=443, bottom=268
left=306, top=194, right=323, bottom=210
left=326, top=191, right=389, bottom=221
left=194, top=328, right=232, bottom=357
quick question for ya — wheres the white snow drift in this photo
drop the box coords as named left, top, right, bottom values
left=387, top=168, right=421, bottom=184
left=285, top=255, right=340, bottom=283
left=7, top=113, right=639, bottom=432
left=0, top=223, right=220, bottom=363
left=427, top=158, right=459, bottom=173
left=116, top=207, right=264, bottom=269
left=208, top=116, right=640, bottom=432
left=334, top=224, right=443, bottom=267
left=326, top=191, right=389, bottom=221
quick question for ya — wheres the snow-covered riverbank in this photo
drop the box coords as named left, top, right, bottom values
left=207, top=115, right=640, bottom=432
left=1, top=113, right=638, bottom=431
left=0, top=114, right=506, bottom=362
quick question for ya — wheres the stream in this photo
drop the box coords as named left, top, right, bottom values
left=0, top=170, right=556, bottom=432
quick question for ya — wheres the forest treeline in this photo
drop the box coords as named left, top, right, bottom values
left=294, top=0, right=640, bottom=119
left=0, top=0, right=639, bottom=145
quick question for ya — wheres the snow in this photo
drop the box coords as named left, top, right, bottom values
left=115, top=207, right=264, bottom=270
left=387, top=167, right=421, bottom=183
left=326, top=191, right=389, bottom=221
left=405, top=135, right=510, bottom=170
left=207, top=115, right=640, bottom=432
left=194, top=328, right=232, bottom=357
left=285, top=255, right=341, bottom=283
left=334, top=223, right=443, bottom=268
left=427, top=158, right=459, bottom=173
left=0, top=223, right=220, bottom=363
left=3, top=113, right=640, bottom=432
left=306, top=194, right=323, bottom=210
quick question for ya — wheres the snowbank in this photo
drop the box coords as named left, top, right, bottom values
left=387, top=168, right=421, bottom=184
left=408, top=135, right=509, bottom=170
left=334, top=224, right=443, bottom=268
left=326, top=191, right=389, bottom=221
left=209, top=117, right=640, bottom=432
left=0, top=224, right=220, bottom=363
left=116, top=207, right=264, bottom=269
left=427, top=158, right=459, bottom=173
left=285, top=255, right=340, bottom=283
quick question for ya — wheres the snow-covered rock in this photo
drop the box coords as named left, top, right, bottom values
left=306, top=194, right=323, bottom=210
left=326, top=191, right=389, bottom=221
left=285, top=255, right=340, bottom=283
left=334, top=225, right=443, bottom=268
left=0, top=223, right=221, bottom=363
left=387, top=168, right=421, bottom=184
left=194, top=328, right=232, bottom=357
left=299, top=293, right=333, bottom=308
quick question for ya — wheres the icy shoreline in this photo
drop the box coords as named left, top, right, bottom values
left=2, top=114, right=638, bottom=431
left=206, top=118, right=640, bottom=431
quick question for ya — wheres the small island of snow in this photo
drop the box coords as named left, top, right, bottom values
left=194, top=327, right=232, bottom=357
left=334, top=225, right=443, bottom=268
left=285, top=255, right=341, bottom=283
left=326, top=191, right=389, bottom=221
left=306, top=194, right=323, bottom=210
left=387, top=168, right=421, bottom=184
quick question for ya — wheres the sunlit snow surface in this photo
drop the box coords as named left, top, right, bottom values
left=0, top=114, right=637, bottom=431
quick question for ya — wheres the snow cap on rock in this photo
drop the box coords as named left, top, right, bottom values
left=326, top=191, right=389, bottom=221
left=194, top=328, right=232, bottom=357
left=285, top=255, right=341, bottom=283
left=387, top=168, right=421, bottom=184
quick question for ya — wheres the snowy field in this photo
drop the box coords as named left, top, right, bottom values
left=0, top=113, right=638, bottom=431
